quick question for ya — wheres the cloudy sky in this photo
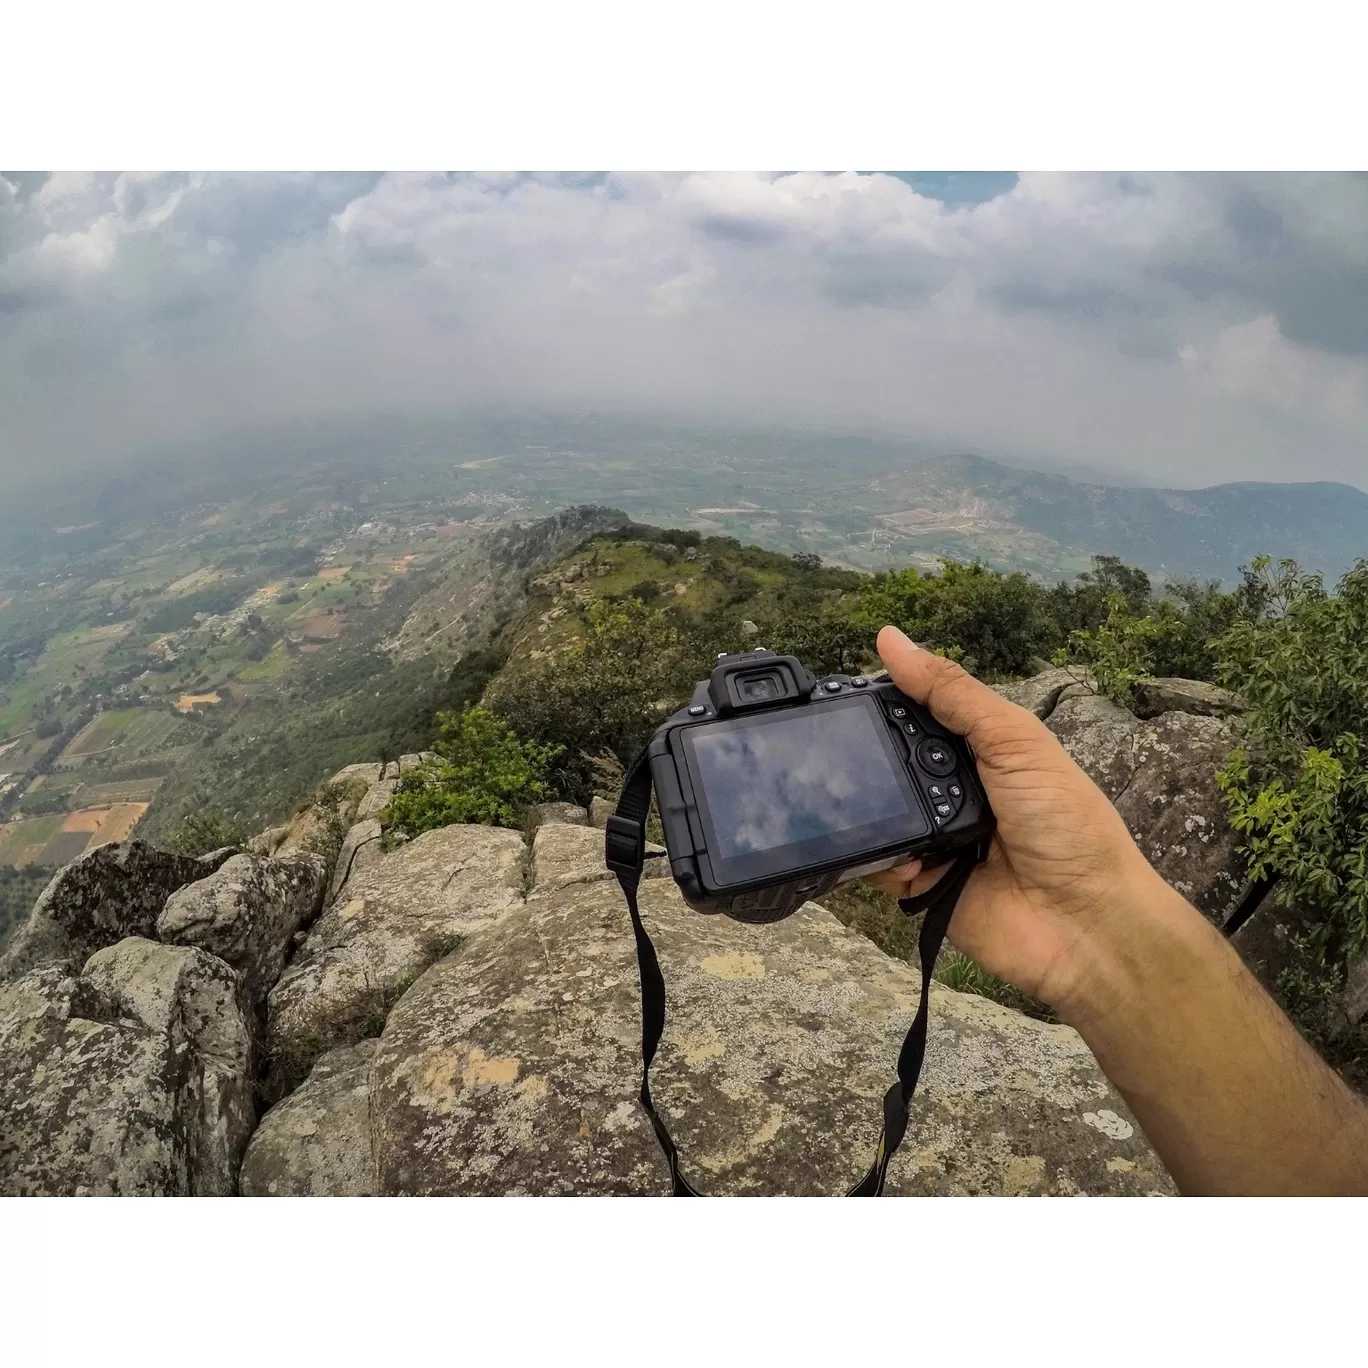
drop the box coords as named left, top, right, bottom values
left=2, top=170, right=1366, bottom=489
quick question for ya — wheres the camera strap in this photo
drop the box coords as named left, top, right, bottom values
left=606, top=748, right=978, bottom=1197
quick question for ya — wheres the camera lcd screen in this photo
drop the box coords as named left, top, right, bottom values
left=685, top=701, right=916, bottom=860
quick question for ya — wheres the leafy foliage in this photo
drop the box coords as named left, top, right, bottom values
left=1214, top=558, right=1368, bottom=983
left=382, top=706, right=561, bottom=838
left=0, top=865, right=54, bottom=951
left=766, top=611, right=874, bottom=676
left=165, top=811, right=247, bottom=857
left=1053, top=595, right=1186, bottom=708
left=857, top=560, right=1063, bottom=678
left=486, top=598, right=693, bottom=799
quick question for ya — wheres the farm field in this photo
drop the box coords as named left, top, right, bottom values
left=0, top=442, right=502, bottom=863
left=7, top=410, right=1362, bottom=870
left=0, top=802, right=149, bottom=867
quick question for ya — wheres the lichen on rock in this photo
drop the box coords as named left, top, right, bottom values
left=365, top=837, right=1173, bottom=1197
left=0, top=937, right=254, bottom=1196
left=264, top=823, right=525, bottom=1100
left=0, top=840, right=216, bottom=983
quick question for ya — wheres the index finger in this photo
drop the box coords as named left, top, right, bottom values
left=876, top=624, right=1025, bottom=752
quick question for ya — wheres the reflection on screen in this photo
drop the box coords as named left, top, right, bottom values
left=689, top=705, right=910, bottom=859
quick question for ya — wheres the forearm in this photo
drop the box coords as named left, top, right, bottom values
left=1060, top=862, right=1368, bottom=1195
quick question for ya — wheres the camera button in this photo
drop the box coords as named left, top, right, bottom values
left=934, top=800, right=954, bottom=820
left=688, top=705, right=707, bottom=716
left=927, top=782, right=946, bottom=799
left=918, top=739, right=958, bottom=776
left=851, top=676, right=868, bottom=687
left=823, top=680, right=842, bottom=693
left=890, top=705, right=908, bottom=719
left=947, top=782, right=963, bottom=799
left=902, top=721, right=919, bottom=736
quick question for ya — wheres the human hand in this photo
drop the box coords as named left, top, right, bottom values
left=864, top=626, right=1177, bottom=1026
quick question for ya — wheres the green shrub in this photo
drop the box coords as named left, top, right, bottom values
left=485, top=598, right=689, bottom=799
left=382, top=706, right=561, bottom=839
left=1053, top=594, right=1187, bottom=708
left=856, top=560, right=1062, bottom=679
left=1047, top=554, right=1153, bottom=636
left=166, top=810, right=247, bottom=857
left=1214, top=558, right=1368, bottom=984
left=766, top=610, right=875, bottom=676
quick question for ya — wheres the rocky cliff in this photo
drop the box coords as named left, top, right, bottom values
left=0, top=672, right=1296, bottom=1197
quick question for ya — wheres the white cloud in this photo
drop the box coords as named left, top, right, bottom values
left=1, top=170, right=1366, bottom=488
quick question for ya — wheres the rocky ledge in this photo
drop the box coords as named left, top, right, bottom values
left=0, top=676, right=1299, bottom=1196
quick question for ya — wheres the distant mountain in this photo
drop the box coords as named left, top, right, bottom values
left=866, top=455, right=1368, bottom=583
left=982, top=451, right=1156, bottom=488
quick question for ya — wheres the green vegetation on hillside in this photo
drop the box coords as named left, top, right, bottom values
left=0, top=865, right=53, bottom=950
left=383, top=708, right=561, bottom=838
left=464, top=523, right=1252, bottom=810
left=376, top=518, right=1368, bottom=1045
left=1211, top=557, right=1368, bottom=1067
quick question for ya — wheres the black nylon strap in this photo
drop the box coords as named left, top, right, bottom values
left=846, top=853, right=975, bottom=1195
left=609, top=746, right=977, bottom=1197
left=611, top=750, right=701, bottom=1195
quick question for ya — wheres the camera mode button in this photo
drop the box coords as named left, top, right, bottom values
left=917, top=738, right=958, bottom=777
left=688, top=705, right=707, bottom=716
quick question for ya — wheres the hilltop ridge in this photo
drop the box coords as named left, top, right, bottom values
left=869, top=454, right=1368, bottom=582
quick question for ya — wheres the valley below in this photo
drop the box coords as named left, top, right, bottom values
left=3, top=412, right=1366, bottom=902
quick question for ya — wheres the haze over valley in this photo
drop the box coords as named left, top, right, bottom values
left=3, top=170, right=1368, bottom=892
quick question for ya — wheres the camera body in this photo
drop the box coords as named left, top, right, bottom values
left=639, top=648, right=995, bottom=923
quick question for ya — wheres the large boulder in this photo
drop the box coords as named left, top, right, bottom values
left=240, top=1040, right=379, bottom=1196
left=264, top=824, right=526, bottom=1099
left=531, top=822, right=669, bottom=892
left=525, top=801, right=590, bottom=833
left=327, top=819, right=383, bottom=904
left=157, top=852, right=329, bottom=1012
left=992, top=667, right=1090, bottom=720
left=366, top=847, right=1172, bottom=1196
left=1133, top=677, right=1245, bottom=720
left=1046, top=694, right=1244, bottom=925
left=0, top=938, right=254, bottom=1196
left=0, top=841, right=216, bottom=983
left=276, top=769, right=373, bottom=863
left=331, top=760, right=399, bottom=820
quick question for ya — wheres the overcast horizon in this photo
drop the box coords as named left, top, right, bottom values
left=2, top=170, right=1366, bottom=492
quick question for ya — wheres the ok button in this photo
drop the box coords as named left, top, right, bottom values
left=917, top=738, right=957, bottom=777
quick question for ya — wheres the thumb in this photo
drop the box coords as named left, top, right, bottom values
left=876, top=625, right=1024, bottom=753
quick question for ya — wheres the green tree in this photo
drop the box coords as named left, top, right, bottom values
left=767, top=610, right=874, bottom=675
left=1146, top=578, right=1242, bottom=681
left=1054, top=594, right=1187, bottom=709
left=485, top=598, right=688, bottom=798
left=1214, top=558, right=1368, bottom=1004
left=858, top=560, right=1061, bottom=679
left=382, top=706, right=562, bottom=838
left=1044, top=554, right=1153, bottom=642
left=166, top=810, right=247, bottom=857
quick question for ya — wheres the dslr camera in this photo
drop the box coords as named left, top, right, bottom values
left=612, top=647, right=995, bottom=923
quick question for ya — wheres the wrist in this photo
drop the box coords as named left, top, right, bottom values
left=1046, top=853, right=1219, bottom=1042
